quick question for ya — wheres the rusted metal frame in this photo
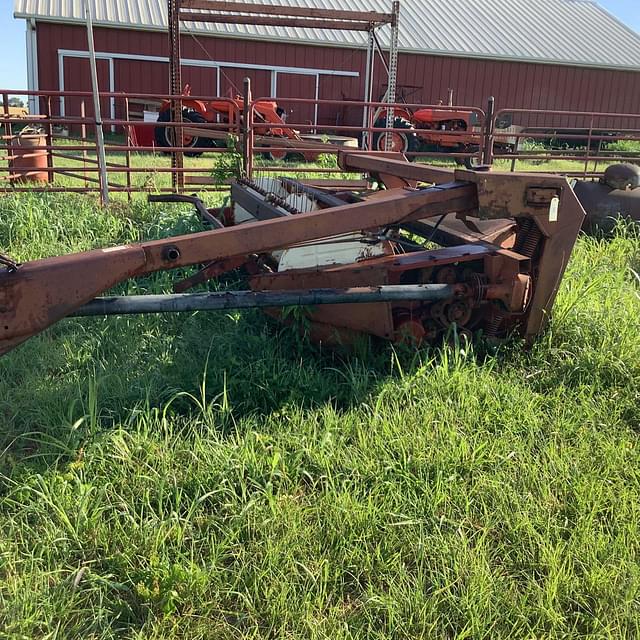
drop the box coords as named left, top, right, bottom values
left=3, top=186, right=224, bottom=194
left=124, top=96, right=132, bottom=199
left=80, top=100, right=89, bottom=189
left=53, top=168, right=126, bottom=190
left=179, top=12, right=375, bottom=29
left=140, top=182, right=476, bottom=273
left=242, top=78, right=253, bottom=179
left=0, top=182, right=476, bottom=355
left=173, top=255, right=248, bottom=292
left=169, top=0, right=184, bottom=193
left=384, top=1, right=400, bottom=151
left=583, top=115, right=595, bottom=179
left=148, top=193, right=224, bottom=227
left=46, top=158, right=223, bottom=172
left=180, top=0, right=393, bottom=23
left=300, top=178, right=370, bottom=190
left=455, top=168, right=585, bottom=338
left=2, top=94, right=13, bottom=184
left=339, top=152, right=454, bottom=184
left=482, top=96, right=495, bottom=166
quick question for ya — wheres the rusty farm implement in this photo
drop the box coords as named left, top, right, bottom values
left=0, top=153, right=585, bottom=357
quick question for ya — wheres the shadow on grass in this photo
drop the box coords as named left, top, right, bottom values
left=0, top=306, right=400, bottom=476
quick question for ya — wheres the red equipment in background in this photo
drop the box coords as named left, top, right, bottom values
left=371, top=88, right=517, bottom=166
left=154, top=84, right=305, bottom=160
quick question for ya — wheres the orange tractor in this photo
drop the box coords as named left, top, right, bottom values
left=371, top=90, right=518, bottom=166
left=154, top=85, right=305, bottom=160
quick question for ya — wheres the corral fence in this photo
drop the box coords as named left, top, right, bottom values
left=2, top=86, right=640, bottom=202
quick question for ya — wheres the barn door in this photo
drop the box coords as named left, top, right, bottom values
left=275, top=73, right=317, bottom=129
left=218, top=68, right=271, bottom=100
left=61, top=57, right=111, bottom=132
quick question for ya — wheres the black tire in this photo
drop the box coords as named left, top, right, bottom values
left=463, top=155, right=482, bottom=169
left=260, top=136, right=291, bottom=162
left=373, top=117, right=419, bottom=155
left=154, top=109, right=213, bottom=157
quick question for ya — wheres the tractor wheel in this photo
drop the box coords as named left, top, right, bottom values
left=373, top=117, right=419, bottom=156
left=463, top=155, right=482, bottom=169
left=261, top=136, right=291, bottom=162
left=154, top=109, right=213, bottom=157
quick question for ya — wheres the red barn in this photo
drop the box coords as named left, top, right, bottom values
left=13, top=0, right=640, bottom=128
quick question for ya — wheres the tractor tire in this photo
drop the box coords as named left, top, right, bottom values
left=260, top=136, right=291, bottom=162
left=463, top=155, right=482, bottom=169
left=154, top=109, right=213, bottom=157
left=373, top=117, right=419, bottom=156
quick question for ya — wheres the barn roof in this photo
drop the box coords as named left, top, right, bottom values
left=13, top=0, right=640, bottom=71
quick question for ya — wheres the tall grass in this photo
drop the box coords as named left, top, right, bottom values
left=0, top=192, right=639, bottom=638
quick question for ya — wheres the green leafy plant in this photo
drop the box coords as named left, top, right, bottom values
left=211, top=134, right=243, bottom=184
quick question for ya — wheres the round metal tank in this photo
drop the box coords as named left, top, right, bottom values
left=9, top=127, right=49, bottom=183
left=573, top=164, right=640, bottom=234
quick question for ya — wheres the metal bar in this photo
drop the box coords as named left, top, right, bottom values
left=362, top=29, right=374, bottom=150
left=80, top=100, right=88, bottom=188
left=148, top=193, right=224, bottom=227
left=2, top=93, right=13, bottom=183
left=84, top=0, right=109, bottom=205
left=340, top=153, right=454, bottom=184
left=168, top=0, right=184, bottom=193
left=124, top=96, right=132, bottom=199
left=384, top=1, right=400, bottom=151
left=180, top=0, right=393, bottom=22
left=243, top=77, right=253, bottom=179
left=584, top=115, right=594, bottom=179
left=70, top=285, right=456, bottom=317
left=482, top=95, right=495, bottom=166
left=179, top=12, right=374, bottom=29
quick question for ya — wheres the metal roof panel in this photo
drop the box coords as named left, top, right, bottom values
left=13, top=0, right=640, bottom=70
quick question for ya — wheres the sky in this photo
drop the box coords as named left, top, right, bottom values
left=0, top=0, right=638, bottom=91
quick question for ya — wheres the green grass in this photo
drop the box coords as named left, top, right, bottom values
left=0, top=189, right=640, bottom=638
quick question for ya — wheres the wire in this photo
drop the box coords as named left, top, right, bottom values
left=185, top=30, right=241, bottom=95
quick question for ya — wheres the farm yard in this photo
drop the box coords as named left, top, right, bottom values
left=2, top=0, right=640, bottom=637
left=0, top=149, right=640, bottom=637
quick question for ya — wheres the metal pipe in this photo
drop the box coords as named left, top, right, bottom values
left=83, top=0, right=109, bottom=205
left=242, top=77, right=253, bottom=179
left=482, top=96, right=495, bottom=166
left=70, top=284, right=457, bottom=317
left=362, top=29, right=374, bottom=150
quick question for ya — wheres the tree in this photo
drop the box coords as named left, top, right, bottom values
left=8, top=97, right=25, bottom=108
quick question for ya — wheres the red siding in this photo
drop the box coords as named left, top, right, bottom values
left=35, top=21, right=640, bottom=130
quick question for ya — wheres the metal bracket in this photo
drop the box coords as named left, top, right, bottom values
left=0, top=253, right=19, bottom=273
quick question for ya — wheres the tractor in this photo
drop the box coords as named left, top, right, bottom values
left=154, top=84, right=305, bottom=160
left=370, top=88, right=519, bottom=167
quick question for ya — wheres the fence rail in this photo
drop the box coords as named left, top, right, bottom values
left=2, top=87, right=640, bottom=202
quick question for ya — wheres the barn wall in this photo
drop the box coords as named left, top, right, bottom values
left=34, top=21, right=640, bottom=129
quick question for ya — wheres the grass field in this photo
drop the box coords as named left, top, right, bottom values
left=0, top=170, right=639, bottom=638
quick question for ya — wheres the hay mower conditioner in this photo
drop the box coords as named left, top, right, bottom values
left=0, top=153, right=585, bottom=356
